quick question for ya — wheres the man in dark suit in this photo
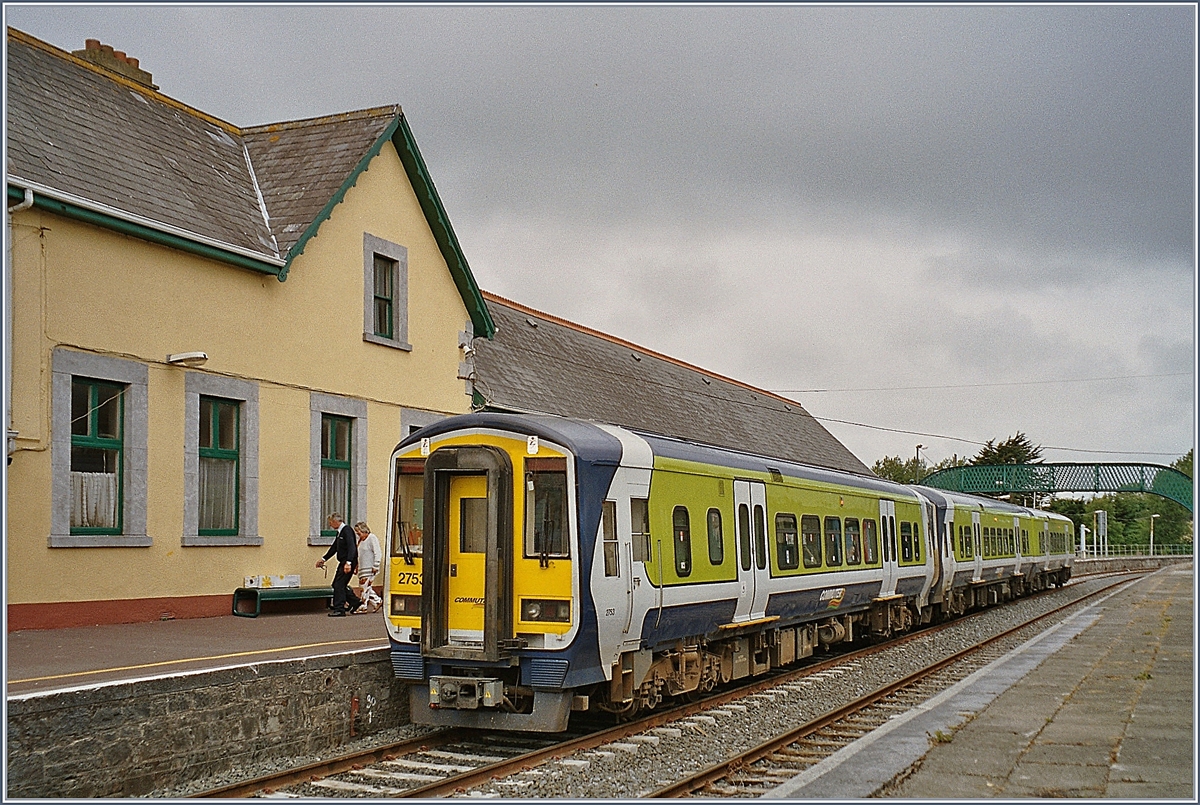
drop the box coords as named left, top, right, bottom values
left=317, top=513, right=360, bottom=616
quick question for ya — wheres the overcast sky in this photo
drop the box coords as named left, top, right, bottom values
left=6, top=4, right=1195, bottom=468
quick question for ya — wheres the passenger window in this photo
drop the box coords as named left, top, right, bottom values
left=775, top=513, right=799, bottom=570
left=631, top=498, right=650, bottom=562
left=707, top=508, right=724, bottom=565
left=801, top=515, right=822, bottom=568
left=738, top=503, right=752, bottom=571
left=602, top=500, right=618, bottom=577
left=863, top=518, right=878, bottom=564
left=911, top=522, right=921, bottom=562
left=900, top=521, right=913, bottom=563
left=844, top=518, right=862, bottom=565
left=524, top=462, right=568, bottom=558
left=672, top=506, right=691, bottom=577
left=753, top=504, right=767, bottom=570
left=824, top=517, right=842, bottom=566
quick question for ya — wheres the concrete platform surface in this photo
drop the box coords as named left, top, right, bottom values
left=768, top=564, right=1194, bottom=800
left=6, top=605, right=389, bottom=697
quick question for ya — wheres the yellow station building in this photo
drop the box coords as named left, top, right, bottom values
left=4, top=29, right=494, bottom=629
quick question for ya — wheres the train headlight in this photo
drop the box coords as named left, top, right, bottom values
left=390, top=594, right=422, bottom=616
left=521, top=598, right=570, bottom=623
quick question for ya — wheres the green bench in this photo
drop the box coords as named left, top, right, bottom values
left=232, top=585, right=333, bottom=617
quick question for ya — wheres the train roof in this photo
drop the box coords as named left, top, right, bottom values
left=913, top=485, right=1074, bottom=522
left=396, top=412, right=625, bottom=468
left=398, top=412, right=915, bottom=499
left=637, top=429, right=919, bottom=499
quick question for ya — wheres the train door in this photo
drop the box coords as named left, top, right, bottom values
left=924, top=497, right=943, bottom=596
left=971, top=511, right=983, bottom=581
left=1012, top=515, right=1022, bottom=577
left=591, top=482, right=653, bottom=668
left=593, top=424, right=657, bottom=659
left=733, top=480, right=770, bottom=622
left=448, top=474, right=488, bottom=638
left=879, top=499, right=898, bottom=596
left=941, top=507, right=956, bottom=593
left=422, top=446, right=513, bottom=662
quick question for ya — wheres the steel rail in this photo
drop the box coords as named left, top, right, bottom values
left=189, top=728, right=470, bottom=798
left=646, top=574, right=1139, bottom=798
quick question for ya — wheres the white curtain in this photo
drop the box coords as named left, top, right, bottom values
left=199, top=457, right=236, bottom=531
left=322, top=466, right=349, bottom=522
left=70, top=471, right=118, bottom=529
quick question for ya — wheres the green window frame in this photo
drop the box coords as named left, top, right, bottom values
left=373, top=253, right=396, bottom=338
left=70, top=378, right=124, bottom=535
left=320, top=414, right=352, bottom=537
left=198, top=396, right=240, bottom=536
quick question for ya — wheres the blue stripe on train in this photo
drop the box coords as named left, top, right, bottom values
left=765, top=580, right=880, bottom=620
left=637, top=598, right=739, bottom=649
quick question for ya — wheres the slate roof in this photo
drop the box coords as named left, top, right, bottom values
left=6, top=30, right=277, bottom=258
left=473, top=293, right=875, bottom=476
left=243, top=109, right=398, bottom=256
left=5, top=29, right=495, bottom=336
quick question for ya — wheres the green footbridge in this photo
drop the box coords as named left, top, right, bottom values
left=921, top=463, right=1193, bottom=513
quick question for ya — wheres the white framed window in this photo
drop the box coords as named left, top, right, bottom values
left=362, top=233, right=410, bottom=351
left=50, top=349, right=149, bottom=548
left=183, top=373, right=260, bottom=546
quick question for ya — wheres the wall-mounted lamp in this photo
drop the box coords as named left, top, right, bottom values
left=166, top=351, right=208, bottom=367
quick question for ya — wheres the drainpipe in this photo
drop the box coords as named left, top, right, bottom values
left=6, top=188, right=33, bottom=461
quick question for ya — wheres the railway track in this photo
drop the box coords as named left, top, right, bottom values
left=192, top=572, right=1142, bottom=798
left=647, top=575, right=1139, bottom=797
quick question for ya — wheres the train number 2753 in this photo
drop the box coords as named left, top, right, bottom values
left=396, top=572, right=422, bottom=586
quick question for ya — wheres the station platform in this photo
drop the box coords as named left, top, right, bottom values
left=768, top=563, right=1195, bottom=799
left=5, top=604, right=390, bottom=697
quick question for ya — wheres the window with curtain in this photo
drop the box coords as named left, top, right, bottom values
left=321, top=414, right=352, bottom=535
left=199, top=396, right=239, bottom=535
left=70, top=378, right=124, bottom=533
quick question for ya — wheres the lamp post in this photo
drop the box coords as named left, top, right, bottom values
left=915, top=445, right=924, bottom=482
left=1149, top=514, right=1160, bottom=557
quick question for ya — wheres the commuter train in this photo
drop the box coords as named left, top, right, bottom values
left=383, top=412, right=1074, bottom=732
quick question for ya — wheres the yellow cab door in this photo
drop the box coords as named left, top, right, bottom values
left=448, top=474, right=488, bottom=639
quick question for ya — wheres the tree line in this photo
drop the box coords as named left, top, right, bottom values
left=872, top=434, right=1193, bottom=548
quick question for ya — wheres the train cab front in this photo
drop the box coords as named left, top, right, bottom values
left=385, top=424, right=584, bottom=732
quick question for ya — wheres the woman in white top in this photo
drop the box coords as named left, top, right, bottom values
left=353, top=521, right=383, bottom=613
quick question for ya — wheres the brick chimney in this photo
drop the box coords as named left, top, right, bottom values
left=71, top=38, right=158, bottom=90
